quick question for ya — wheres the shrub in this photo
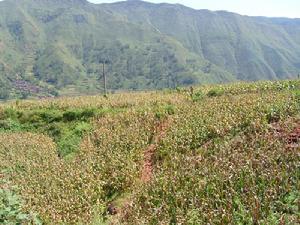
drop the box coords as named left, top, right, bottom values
left=0, top=119, right=22, bottom=131
left=207, top=88, right=224, bottom=97
left=3, top=109, right=19, bottom=120
left=192, top=90, right=205, bottom=102
left=63, top=108, right=96, bottom=122
left=155, top=104, right=175, bottom=119
left=40, top=110, right=63, bottom=123
left=63, top=110, right=81, bottom=121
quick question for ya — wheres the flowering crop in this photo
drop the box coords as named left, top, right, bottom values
left=0, top=80, right=299, bottom=224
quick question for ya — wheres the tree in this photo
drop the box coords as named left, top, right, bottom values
left=0, top=79, right=9, bottom=100
left=0, top=89, right=9, bottom=100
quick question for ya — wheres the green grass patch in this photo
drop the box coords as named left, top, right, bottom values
left=0, top=107, right=117, bottom=158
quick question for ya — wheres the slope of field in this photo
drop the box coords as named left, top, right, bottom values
left=0, top=80, right=299, bottom=224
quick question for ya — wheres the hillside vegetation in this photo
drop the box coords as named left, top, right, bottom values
left=0, top=80, right=299, bottom=224
left=0, top=0, right=300, bottom=99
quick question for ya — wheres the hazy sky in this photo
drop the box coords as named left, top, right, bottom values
left=88, top=0, right=300, bottom=18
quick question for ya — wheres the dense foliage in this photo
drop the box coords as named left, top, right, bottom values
left=0, top=80, right=299, bottom=224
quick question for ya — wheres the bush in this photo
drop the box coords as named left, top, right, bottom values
left=74, top=122, right=92, bottom=136
left=207, top=89, right=224, bottom=97
left=0, top=119, right=22, bottom=131
left=192, top=90, right=205, bottom=102
left=63, top=110, right=81, bottom=121
left=63, top=108, right=96, bottom=122
left=3, top=109, right=19, bottom=120
left=155, top=104, right=175, bottom=120
left=40, top=110, right=63, bottom=123
left=0, top=89, right=9, bottom=100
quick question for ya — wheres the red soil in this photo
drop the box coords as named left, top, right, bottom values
left=141, top=119, right=170, bottom=183
left=271, top=119, right=300, bottom=149
left=286, top=122, right=300, bottom=148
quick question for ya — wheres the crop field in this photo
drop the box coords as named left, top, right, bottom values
left=0, top=80, right=299, bottom=224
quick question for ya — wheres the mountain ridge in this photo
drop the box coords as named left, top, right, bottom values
left=0, top=0, right=299, bottom=99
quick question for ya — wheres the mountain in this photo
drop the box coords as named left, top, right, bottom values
left=104, top=1, right=300, bottom=80
left=0, top=0, right=299, bottom=99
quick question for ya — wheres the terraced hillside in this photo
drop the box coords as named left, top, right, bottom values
left=0, top=80, right=299, bottom=224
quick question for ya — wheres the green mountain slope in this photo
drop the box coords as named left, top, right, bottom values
left=104, top=1, right=300, bottom=80
left=0, top=0, right=299, bottom=99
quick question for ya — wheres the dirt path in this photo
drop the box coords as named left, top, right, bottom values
left=108, top=117, right=172, bottom=223
left=141, top=118, right=171, bottom=183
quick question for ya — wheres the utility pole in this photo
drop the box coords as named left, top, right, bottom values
left=102, top=61, right=107, bottom=96
left=99, top=58, right=109, bottom=97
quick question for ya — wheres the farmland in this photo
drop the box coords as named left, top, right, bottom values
left=1, top=80, right=300, bottom=224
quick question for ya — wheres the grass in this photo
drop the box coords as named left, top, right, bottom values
left=0, top=105, right=128, bottom=158
left=0, top=80, right=299, bottom=224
